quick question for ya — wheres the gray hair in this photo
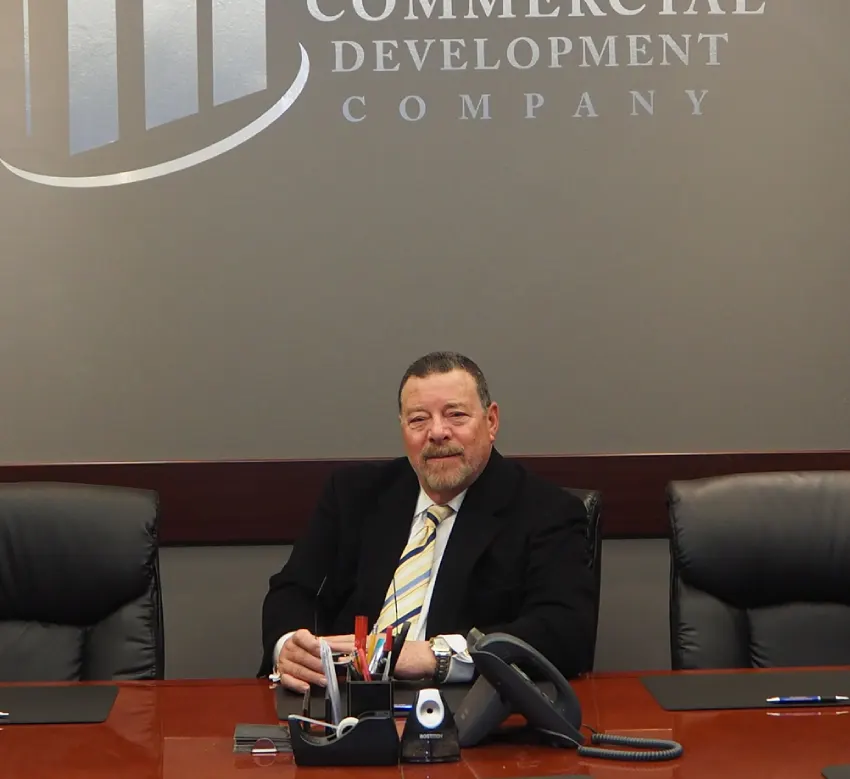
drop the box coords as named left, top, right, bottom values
left=398, top=351, right=491, bottom=412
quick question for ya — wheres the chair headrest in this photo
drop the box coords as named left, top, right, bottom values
left=0, top=483, right=159, bottom=625
left=669, top=471, right=850, bottom=608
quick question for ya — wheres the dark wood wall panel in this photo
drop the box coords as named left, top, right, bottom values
left=1, top=451, right=848, bottom=544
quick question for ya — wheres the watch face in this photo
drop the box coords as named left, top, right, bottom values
left=433, top=638, right=450, bottom=655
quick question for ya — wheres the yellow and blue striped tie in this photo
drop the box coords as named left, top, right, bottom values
left=376, top=504, right=454, bottom=633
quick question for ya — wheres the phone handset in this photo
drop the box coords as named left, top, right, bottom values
left=459, top=630, right=584, bottom=747
left=456, top=629, right=683, bottom=762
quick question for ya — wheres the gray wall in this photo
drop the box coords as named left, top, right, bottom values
left=1, top=4, right=847, bottom=678
left=161, top=539, right=671, bottom=678
left=2, top=1, right=850, bottom=464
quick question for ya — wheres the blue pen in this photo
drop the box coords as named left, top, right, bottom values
left=766, top=695, right=849, bottom=704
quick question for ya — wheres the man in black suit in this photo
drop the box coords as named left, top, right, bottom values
left=261, top=352, right=596, bottom=692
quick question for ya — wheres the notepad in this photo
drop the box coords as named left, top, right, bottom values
left=642, top=670, right=850, bottom=711
left=0, top=685, right=118, bottom=724
left=233, top=723, right=292, bottom=754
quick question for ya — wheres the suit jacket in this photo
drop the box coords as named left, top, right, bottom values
left=259, top=449, right=596, bottom=679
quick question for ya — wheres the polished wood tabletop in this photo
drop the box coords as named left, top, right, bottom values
left=2, top=670, right=849, bottom=778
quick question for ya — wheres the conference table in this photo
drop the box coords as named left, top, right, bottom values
left=3, top=669, right=849, bottom=778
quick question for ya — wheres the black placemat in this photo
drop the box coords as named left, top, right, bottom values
left=276, top=679, right=558, bottom=720
left=391, top=680, right=476, bottom=710
left=823, top=767, right=850, bottom=779
left=642, top=670, right=850, bottom=711
left=0, top=685, right=118, bottom=724
left=276, top=680, right=476, bottom=720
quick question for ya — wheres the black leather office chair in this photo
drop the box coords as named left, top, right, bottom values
left=668, top=471, right=850, bottom=670
left=0, top=482, right=164, bottom=681
left=564, top=487, right=602, bottom=670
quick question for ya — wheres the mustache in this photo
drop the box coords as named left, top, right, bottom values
left=423, top=446, right=464, bottom=460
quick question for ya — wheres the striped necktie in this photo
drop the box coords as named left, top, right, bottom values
left=375, top=504, right=455, bottom=633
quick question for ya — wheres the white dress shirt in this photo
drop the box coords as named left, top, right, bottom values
left=274, top=487, right=474, bottom=682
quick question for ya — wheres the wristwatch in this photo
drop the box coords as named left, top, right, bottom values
left=429, top=636, right=452, bottom=683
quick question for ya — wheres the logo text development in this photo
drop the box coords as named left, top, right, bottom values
left=311, top=0, right=766, bottom=121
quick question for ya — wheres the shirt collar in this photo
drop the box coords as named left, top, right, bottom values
left=414, top=487, right=467, bottom=517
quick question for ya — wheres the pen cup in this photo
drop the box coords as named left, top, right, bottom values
left=347, top=674, right=393, bottom=719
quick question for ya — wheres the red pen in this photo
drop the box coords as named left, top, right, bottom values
left=380, top=627, right=394, bottom=680
left=357, top=647, right=372, bottom=681
left=355, top=615, right=368, bottom=653
left=354, top=616, right=370, bottom=680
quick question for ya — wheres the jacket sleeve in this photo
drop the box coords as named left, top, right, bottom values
left=258, top=472, right=341, bottom=676
left=478, top=494, right=597, bottom=679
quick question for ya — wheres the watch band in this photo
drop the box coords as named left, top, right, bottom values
left=429, top=636, right=452, bottom=683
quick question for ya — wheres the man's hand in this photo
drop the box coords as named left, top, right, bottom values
left=390, top=640, right=437, bottom=680
left=276, top=629, right=355, bottom=693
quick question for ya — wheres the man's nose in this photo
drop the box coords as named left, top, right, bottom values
left=428, top=417, right=451, bottom=441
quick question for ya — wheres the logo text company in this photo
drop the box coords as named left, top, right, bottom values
left=308, top=0, right=767, bottom=122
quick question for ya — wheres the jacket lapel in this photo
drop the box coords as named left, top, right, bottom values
left=426, top=450, right=516, bottom=636
left=355, top=466, right=420, bottom=624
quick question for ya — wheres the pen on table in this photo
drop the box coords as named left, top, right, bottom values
left=767, top=710, right=849, bottom=717
left=766, top=695, right=850, bottom=704
left=0, top=712, right=9, bottom=718
left=387, top=621, right=411, bottom=678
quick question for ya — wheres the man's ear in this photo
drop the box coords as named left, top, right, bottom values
left=486, top=402, right=500, bottom=441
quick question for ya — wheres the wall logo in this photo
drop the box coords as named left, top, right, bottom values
left=0, top=0, right=309, bottom=188
left=1, top=0, right=769, bottom=189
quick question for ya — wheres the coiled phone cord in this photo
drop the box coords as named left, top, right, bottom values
left=538, top=726, right=684, bottom=762
left=578, top=732, right=683, bottom=761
